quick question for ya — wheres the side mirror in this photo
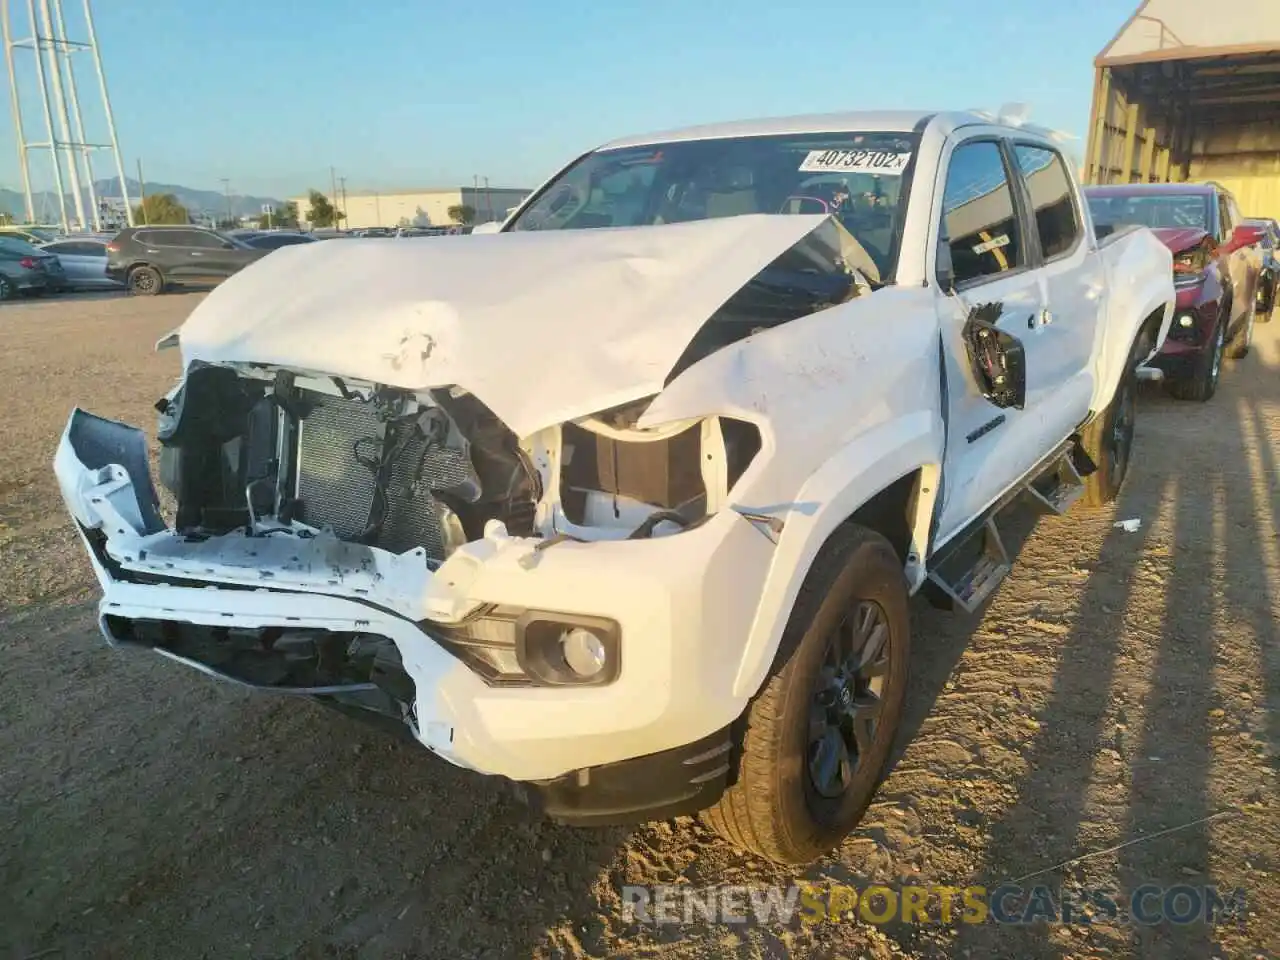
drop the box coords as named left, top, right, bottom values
left=1228, top=225, right=1263, bottom=252
left=962, top=303, right=1026, bottom=410
left=222, top=240, right=235, bottom=249
left=471, top=221, right=502, bottom=235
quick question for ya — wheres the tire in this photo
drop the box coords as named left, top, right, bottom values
left=0, top=275, right=14, bottom=301
left=1165, top=316, right=1225, bottom=402
left=1226, top=305, right=1254, bottom=360
left=1258, top=278, right=1275, bottom=322
left=127, top=264, right=163, bottom=296
left=702, top=525, right=910, bottom=864
left=1080, top=358, right=1136, bottom=507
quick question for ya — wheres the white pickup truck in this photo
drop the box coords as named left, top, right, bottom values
left=55, top=109, right=1173, bottom=864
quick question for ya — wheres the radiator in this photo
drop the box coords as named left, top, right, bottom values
left=294, top=392, right=478, bottom=559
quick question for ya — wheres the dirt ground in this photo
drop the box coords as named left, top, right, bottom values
left=1, top=291, right=1277, bottom=960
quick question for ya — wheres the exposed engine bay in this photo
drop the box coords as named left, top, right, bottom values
left=154, top=363, right=770, bottom=563
left=152, top=219, right=869, bottom=562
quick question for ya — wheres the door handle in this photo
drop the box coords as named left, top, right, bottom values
left=190, top=251, right=203, bottom=257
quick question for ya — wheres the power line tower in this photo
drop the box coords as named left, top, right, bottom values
left=1, top=0, right=132, bottom=231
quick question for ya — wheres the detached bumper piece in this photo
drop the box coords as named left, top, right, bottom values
left=519, top=725, right=734, bottom=827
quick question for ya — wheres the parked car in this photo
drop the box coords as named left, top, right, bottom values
left=54, top=109, right=1173, bottom=865
left=1244, top=217, right=1278, bottom=321
left=0, top=235, right=69, bottom=297
left=37, top=237, right=123, bottom=290
left=1085, top=182, right=1264, bottom=401
left=234, top=230, right=317, bottom=251
left=0, top=224, right=63, bottom=245
left=104, top=226, right=269, bottom=295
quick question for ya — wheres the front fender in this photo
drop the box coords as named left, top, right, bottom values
left=1093, top=230, right=1174, bottom=412
left=731, top=410, right=942, bottom=699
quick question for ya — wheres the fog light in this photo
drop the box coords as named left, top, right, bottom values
left=561, top=627, right=607, bottom=679
left=1178, top=314, right=1195, bottom=328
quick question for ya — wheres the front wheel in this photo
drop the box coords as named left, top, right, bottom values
left=1166, top=317, right=1225, bottom=403
left=702, top=525, right=910, bottom=864
left=1080, top=358, right=1136, bottom=507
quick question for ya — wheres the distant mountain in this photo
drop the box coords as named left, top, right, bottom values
left=0, top=176, right=285, bottom=223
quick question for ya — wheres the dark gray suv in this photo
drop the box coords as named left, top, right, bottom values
left=105, top=226, right=269, bottom=295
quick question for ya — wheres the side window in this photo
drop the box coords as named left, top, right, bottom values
left=1217, top=195, right=1232, bottom=242
left=144, top=230, right=190, bottom=247
left=940, top=141, right=1022, bottom=285
left=185, top=231, right=227, bottom=249
left=1013, top=144, right=1081, bottom=260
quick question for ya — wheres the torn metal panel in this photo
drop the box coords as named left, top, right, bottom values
left=176, top=214, right=832, bottom=438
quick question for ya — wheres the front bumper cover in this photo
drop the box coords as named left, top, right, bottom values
left=54, top=408, right=770, bottom=788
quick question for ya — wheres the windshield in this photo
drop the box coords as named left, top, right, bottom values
left=509, top=131, right=920, bottom=281
left=1086, top=193, right=1210, bottom=231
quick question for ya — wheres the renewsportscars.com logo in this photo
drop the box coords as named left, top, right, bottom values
left=620, top=883, right=1248, bottom=928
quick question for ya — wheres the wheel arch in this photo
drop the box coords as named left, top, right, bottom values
left=731, top=412, right=942, bottom=700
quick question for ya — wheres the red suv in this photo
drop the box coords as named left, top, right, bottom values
left=1085, top=182, right=1264, bottom=402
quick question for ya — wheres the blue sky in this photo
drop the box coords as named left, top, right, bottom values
left=2, top=0, right=1135, bottom=200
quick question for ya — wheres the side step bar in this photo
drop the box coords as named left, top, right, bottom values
left=925, top=442, right=1086, bottom=613
left=1026, top=448, right=1086, bottom=515
left=926, top=516, right=1010, bottom=614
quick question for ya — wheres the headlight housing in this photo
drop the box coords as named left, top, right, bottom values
left=429, top=605, right=621, bottom=687
left=1173, top=246, right=1209, bottom=284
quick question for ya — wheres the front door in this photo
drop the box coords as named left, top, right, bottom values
left=932, top=137, right=1047, bottom=545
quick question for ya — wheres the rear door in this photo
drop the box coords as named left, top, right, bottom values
left=931, top=136, right=1050, bottom=542
left=1011, top=142, right=1100, bottom=438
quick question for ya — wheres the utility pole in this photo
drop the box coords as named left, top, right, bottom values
left=338, top=175, right=347, bottom=230
left=51, top=0, right=98, bottom=230
left=329, top=165, right=339, bottom=230
left=136, top=157, right=148, bottom=224
left=219, top=177, right=232, bottom=226
left=37, top=0, right=85, bottom=230
left=483, top=175, right=492, bottom=224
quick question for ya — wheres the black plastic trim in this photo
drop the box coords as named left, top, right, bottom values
left=519, top=724, right=733, bottom=827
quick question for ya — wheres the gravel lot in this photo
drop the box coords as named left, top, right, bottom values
left=1, top=292, right=1277, bottom=960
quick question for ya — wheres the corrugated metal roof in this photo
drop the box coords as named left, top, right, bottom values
left=1098, top=0, right=1280, bottom=65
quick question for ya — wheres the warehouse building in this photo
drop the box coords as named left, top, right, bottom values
left=291, top=185, right=532, bottom=230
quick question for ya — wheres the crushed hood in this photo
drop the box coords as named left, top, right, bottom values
left=177, top=214, right=829, bottom=437
left=1150, top=227, right=1209, bottom=256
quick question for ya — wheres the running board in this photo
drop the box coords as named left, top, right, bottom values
left=925, top=516, right=1011, bottom=614
left=1025, top=449, right=1086, bottom=515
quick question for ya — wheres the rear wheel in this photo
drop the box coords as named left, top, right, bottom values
left=702, top=525, right=910, bottom=864
left=0, top=275, right=13, bottom=301
left=1166, top=316, right=1225, bottom=403
left=127, top=264, right=163, bottom=296
left=1080, top=358, right=1136, bottom=507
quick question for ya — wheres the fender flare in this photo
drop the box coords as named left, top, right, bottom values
left=1091, top=244, right=1175, bottom=414
left=731, top=410, right=942, bottom=699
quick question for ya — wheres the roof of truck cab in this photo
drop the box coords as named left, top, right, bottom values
left=596, top=111, right=1002, bottom=150
left=1084, top=183, right=1219, bottom=196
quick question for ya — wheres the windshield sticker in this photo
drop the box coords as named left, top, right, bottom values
left=798, top=149, right=912, bottom=175
left=971, top=235, right=1011, bottom=255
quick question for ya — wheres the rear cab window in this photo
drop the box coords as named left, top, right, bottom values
left=939, top=140, right=1023, bottom=286
left=1012, top=144, right=1082, bottom=261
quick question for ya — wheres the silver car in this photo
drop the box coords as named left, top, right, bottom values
left=37, top=237, right=123, bottom=290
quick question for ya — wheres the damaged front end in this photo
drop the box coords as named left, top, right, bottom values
left=54, top=211, right=875, bottom=783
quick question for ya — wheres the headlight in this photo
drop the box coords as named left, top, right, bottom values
left=428, top=605, right=621, bottom=687
left=1178, top=313, right=1196, bottom=329
left=1173, top=247, right=1208, bottom=283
